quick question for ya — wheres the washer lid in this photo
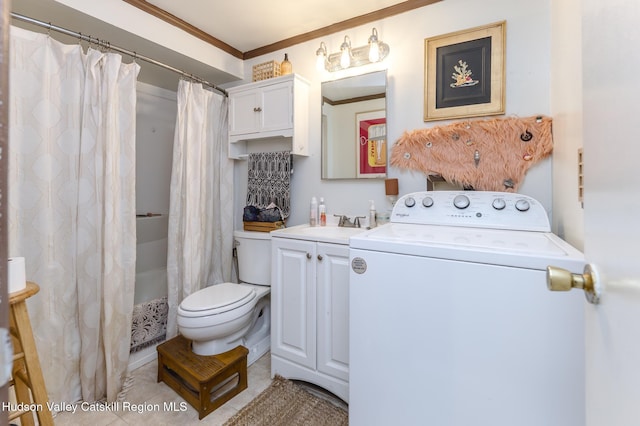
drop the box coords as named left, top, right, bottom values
left=181, top=283, right=256, bottom=313
left=350, top=223, right=586, bottom=271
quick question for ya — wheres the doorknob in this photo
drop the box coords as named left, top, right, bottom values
left=546, top=264, right=601, bottom=304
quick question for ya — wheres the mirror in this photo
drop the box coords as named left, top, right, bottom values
left=321, top=70, right=387, bottom=179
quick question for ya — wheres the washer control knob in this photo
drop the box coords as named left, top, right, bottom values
left=453, top=194, right=470, bottom=209
left=515, top=199, right=531, bottom=212
left=492, top=198, right=506, bottom=210
left=422, top=197, right=434, bottom=208
left=404, top=197, right=416, bottom=207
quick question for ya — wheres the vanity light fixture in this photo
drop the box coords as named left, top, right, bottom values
left=316, top=42, right=328, bottom=71
left=316, top=28, right=390, bottom=72
left=340, top=36, right=352, bottom=69
left=368, top=28, right=381, bottom=62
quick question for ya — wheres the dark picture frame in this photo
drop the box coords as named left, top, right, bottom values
left=424, top=21, right=506, bottom=121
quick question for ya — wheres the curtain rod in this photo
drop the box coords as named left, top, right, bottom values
left=10, top=12, right=228, bottom=96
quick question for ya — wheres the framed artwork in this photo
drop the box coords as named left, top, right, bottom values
left=356, top=110, right=387, bottom=178
left=424, top=21, right=506, bottom=121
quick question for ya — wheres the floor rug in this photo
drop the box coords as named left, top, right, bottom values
left=129, top=296, right=167, bottom=353
left=223, top=375, right=348, bottom=426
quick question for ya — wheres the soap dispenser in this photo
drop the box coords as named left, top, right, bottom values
left=369, top=200, right=377, bottom=228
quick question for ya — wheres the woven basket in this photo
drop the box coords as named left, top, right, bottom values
left=252, top=60, right=281, bottom=81
left=243, top=221, right=285, bottom=232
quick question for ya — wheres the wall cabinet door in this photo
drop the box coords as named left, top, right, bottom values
left=227, top=74, right=309, bottom=159
left=271, top=237, right=316, bottom=370
left=259, top=82, right=292, bottom=132
left=229, top=80, right=292, bottom=136
left=316, top=242, right=350, bottom=381
left=229, top=89, right=261, bottom=135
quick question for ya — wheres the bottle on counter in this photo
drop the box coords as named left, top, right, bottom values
left=310, top=196, right=318, bottom=226
left=319, top=197, right=327, bottom=226
left=369, top=200, right=377, bottom=228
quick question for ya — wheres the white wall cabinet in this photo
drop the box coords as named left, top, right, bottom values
left=271, top=234, right=350, bottom=402
left=228, top=74, right=309, bottom=159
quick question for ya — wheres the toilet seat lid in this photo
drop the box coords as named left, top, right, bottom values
left=181, top=283, right=256, bottom=314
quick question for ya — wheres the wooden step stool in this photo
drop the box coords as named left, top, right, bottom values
left=157, top=335, right=249, bottom=419
left=9, top=282, right=54, bottom=426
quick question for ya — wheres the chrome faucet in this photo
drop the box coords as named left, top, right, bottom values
left=335, top=214, right=351, bottom=227
left=335, top=214, right=366, bottom=228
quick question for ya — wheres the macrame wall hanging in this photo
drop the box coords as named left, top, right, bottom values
left=390, top=115, right=553, bottom=191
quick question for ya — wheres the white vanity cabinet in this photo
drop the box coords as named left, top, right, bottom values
left=228, top=74, right=309, bottom=159
left=270, top=228, right=352, bottom=402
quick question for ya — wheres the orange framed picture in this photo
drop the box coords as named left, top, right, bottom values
left=356, top=110, right=387, bottom=178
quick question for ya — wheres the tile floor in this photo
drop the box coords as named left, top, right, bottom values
left=52, top=352, right=274, bottom=426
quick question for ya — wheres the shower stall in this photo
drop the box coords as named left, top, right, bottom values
left=129, top=82, right=176, bottom=370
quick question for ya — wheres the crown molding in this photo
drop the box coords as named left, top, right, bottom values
left=124, top=0, right=442, bottom=60
left=122, top=0, right=244, bottom=58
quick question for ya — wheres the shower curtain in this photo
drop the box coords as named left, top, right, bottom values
left=8, top=26, right=138, bottom=403
left=166, top=80, right=233, bottom=338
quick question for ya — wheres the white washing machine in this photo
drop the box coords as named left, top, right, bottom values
left=349, top=191, right=585, bottom=426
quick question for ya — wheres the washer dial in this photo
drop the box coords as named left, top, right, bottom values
left=422, top=197, right=434, bottom=208
left=492, top=198, right=506, bottom=210
left=453, top=195, right=470, bottom=209
left=515, top=199, right=531, bottom=212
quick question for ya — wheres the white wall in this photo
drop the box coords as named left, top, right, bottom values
left=135, top=82, right=176, bottom=215
left=231, top=0, right=554, bottom=227
left=134, top=82, right=175, bottom=304
left=550, top=0, right=584, bottom=249
left=51, top=0, right=560, bottom=230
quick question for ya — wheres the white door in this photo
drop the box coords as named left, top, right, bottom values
left=260, top=81, right=292, bottom=132
left=582, top=1, right=640, bottom=425
left=316, top=242, right=350, bottom=382
left=229, top=88, right=261, bottom=136
left=271, top=237, right=317, bottom=369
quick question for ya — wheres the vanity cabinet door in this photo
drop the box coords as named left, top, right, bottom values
left=316, top=243, right=350, bottom=381
left=271, top=237, right=317, bottom=370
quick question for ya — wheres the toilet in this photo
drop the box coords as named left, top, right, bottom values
left=177, top=230, right=271, bottom=366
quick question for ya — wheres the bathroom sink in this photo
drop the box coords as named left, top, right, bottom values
left=271, top=224, right=368, bottom=244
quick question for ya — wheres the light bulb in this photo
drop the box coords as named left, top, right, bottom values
left=340, top=49, right=350, bottom=68
left=339, top=36, right=351, bottom=69
left=369, top=41, right=380, bottom=62
left=368, top=28, right=381, bottom=62
left=316, top=53, right=326, bottom=71
left=316, top=43, right=327, bottom=72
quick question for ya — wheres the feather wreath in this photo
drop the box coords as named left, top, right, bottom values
left=390, top=115, right=553, bottom=191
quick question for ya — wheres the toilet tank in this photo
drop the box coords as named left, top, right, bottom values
left=233, top=230, right=271, bottom=286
